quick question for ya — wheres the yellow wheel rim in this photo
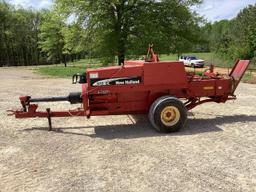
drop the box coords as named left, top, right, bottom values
left=160, top=106, right=180, bottom=126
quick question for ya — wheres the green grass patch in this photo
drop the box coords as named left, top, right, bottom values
left=37, top=66, right=86, bottom=77
left=36, top=59, right=102, bottom=77
left=242, top=70, right=256, bottom=83
left=159, top=54, right=178, bottom=61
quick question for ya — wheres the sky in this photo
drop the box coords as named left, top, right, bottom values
left=7, top=0, right=256, bottom=22
left=8, top=0, right=52, bottom=10
left=192, top=0, right=256, bottom=22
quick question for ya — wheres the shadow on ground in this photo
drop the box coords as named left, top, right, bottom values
left=23, top=115, right=256, bottom=139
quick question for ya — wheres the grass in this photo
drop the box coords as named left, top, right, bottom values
left=36, top=59, right=101, bottom=77
left=242, top=70, right=256, bottom=83
left=37, top=66, right=86, bottom=77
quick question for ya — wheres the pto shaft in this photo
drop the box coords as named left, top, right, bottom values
left=29, top=92, right=82, bottom=104
left=30, top=96, right=68, bottom=102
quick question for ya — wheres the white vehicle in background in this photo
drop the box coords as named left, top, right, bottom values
left=179, top=56, right=205, bottom=68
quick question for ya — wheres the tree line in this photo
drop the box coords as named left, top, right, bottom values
left=201, top=4, right=256, bottom=61
left=0, top=2, right=40, bottom=66
left=0, top=1, right=87, bottom=67
left=0, top=0, right=255, bottom=67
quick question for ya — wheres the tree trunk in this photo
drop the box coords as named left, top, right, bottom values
left=10, top=40, right=15, bottom=65
left=118, top=52, right=125, bottom=65
left=3, top=24, right=10, bottom=66
left=63, top=54, right=67, bottom=67
left=115, top=3, right=126, bottom=65
left=177, top=52, right=181, bottom=60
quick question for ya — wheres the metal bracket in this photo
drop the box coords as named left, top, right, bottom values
left=72, top=73, right=87, bottom=84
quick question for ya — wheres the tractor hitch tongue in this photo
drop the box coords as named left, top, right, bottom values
left=8, top=92, right=83, bottom=131
left=17, top=92, right=82, bottom=112
left=8, top=46, right=250, bottom=133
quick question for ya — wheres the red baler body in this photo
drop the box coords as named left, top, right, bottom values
left=11, top=58, right=250, bottom=121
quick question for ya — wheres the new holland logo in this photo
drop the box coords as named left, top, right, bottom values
left=91, top=77, right=141, bottom=86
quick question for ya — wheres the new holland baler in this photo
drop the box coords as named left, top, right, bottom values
left=9, top=47, right=250, bottom=133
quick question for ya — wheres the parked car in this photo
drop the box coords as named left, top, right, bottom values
left=179, top=56, right=205, bottom=68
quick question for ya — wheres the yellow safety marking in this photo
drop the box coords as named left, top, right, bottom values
left=203, top=86, right=214, bottom=90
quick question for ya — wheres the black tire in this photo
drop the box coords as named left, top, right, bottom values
left=191, top=63, right=195, bottom=68
left=148, top=96, right=187, bottom=133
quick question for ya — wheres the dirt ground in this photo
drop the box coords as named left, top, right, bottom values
left=0, top=67, right=256, bottom=192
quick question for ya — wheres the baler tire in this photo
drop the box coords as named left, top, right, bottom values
left=149, top=96, right=187, bottom=133
left=149, top=96, right=168, bottom=132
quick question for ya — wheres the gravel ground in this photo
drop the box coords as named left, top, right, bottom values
left=0, top=67, right=256, bottom=192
